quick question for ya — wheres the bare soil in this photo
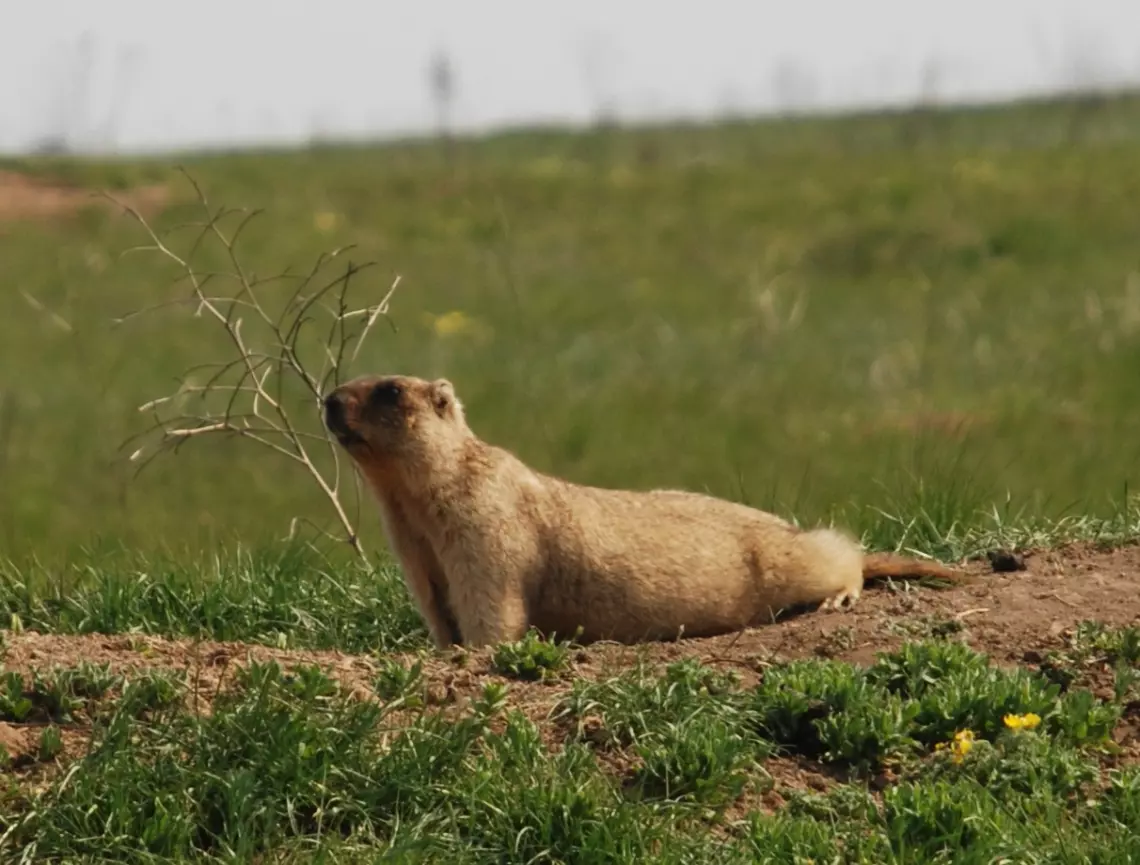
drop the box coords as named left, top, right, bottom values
left=2, top=542, right=1139, bottom=800
left=0, top=170, right=168, bottom=225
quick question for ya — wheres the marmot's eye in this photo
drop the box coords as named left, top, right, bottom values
left=370, top=382, right=403, bottom=407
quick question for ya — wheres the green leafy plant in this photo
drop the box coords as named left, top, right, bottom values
left=491, top=628, right=572, bottom=681
left=557, top=657, right=743, bottom=749
left=909, top=664, right=1061, bottom=745
left=29, top=669, right=85, bottom=723
left=752, top=659, right=917, bottom=768
left=1052, top=687, right=1120, bottom=746
left=374, top=657, right=425, bottom=705
left=66, top=662, right=122, bottom=699
left=37, top=726, right=64, bottom=762
left=451, top=711, right=664, bottom=862
left=814, top=690, right=919, bottom=768
left=119, top=670, right=184, bottom=717
left=1037, top=649, right=1080, bottom=690
left=0, top=672, right=31, bottom=722
left=866, top=640, right=992, bottom=698
left=746, top=785, right=893, bottom=864
left=1100, top=766, right=1140, bottom=828
left=472, top=680, right=510, bottom=718
left=742, top=812, right=853, bottom=864
left=0, top=656, right=491, bottom=861
left=882, top=780, right=1008, bottom=860
left=926, top=726, right=1099, bottom=809
left=279, top=664, right=340, bottom=703
left=630, top=716, right=763, bottom=805
left=1069, top=621, right=1140, bottom=666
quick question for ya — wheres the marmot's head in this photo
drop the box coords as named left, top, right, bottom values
left=323, top=374, right=467, bottom=467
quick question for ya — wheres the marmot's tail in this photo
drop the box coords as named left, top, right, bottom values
left=862, top=552, right=964, bottom=583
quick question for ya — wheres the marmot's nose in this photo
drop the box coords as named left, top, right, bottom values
left=322, top=391, right=348, bottom=434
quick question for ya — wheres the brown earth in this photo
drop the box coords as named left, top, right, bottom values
left=0, top=170, right=168, bottom=225
left=2, top=541, right=1139, bottom=802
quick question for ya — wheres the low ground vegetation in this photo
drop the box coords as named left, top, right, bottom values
left=0, top=540, right=1138, bottom=861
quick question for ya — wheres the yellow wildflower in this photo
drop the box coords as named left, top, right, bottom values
left=953, top=729, right=975, bottom=757
left=429, top=310, right=473, bottom=338
left=1003, top=712, right=1042, bottom=731
left=313, top=211, right=340, bottom=233
left=936, top=729, right=975, bottom=763
left=420, top=310, right=492, bottom=343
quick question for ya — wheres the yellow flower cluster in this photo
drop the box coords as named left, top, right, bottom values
left=934, top=714, right=1043, bottom=765
left=1003, top=712, right=1042, bottom=731
left=432, top=311, right=472, bottom=337
left=935, top=729, right=975, bottom=763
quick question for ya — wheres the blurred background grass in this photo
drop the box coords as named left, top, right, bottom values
left=1, top=91, right=1139, bottom=561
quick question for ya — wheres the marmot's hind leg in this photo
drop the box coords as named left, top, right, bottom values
left=818, top=583, right=862, bottom=610
left=798, top=527, right=865, bottom=612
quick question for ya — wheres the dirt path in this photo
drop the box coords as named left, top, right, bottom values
left=0, top=169, right=167, bottom=224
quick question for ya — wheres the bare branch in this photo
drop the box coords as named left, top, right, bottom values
left=106, top=172, right=403, bottom=562
left=352, top=274, right=402, bottom=363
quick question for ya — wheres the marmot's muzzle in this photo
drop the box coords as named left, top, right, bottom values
left=322, top=392, right=363, bottom=446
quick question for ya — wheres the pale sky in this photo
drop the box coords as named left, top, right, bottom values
left=2, top=0, right=1139, bottom=155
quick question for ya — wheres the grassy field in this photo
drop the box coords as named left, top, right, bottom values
left=2, top=92, right=1140, bottom=862
left=2, top=91, right=1140, bottom=560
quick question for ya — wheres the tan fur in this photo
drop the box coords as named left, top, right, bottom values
left=322, top=374, right=965, bottom=649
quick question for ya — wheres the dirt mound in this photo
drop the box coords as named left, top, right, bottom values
left=0, top=170, right=168, bottom=224
left=1, top=541, right=1139, bottom=803
left=2, top=541, right=1137, bottom=702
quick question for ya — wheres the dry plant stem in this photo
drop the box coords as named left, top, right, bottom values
left=106, top=171, right=401, bottom=564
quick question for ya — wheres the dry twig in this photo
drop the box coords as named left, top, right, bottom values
left=107, top=169, right=401, bottom=563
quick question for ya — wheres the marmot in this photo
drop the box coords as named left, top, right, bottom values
left=323, top=374, right=963, bottom=649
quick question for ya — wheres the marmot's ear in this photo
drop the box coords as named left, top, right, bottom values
left=430, top=378, right=458, bottom=417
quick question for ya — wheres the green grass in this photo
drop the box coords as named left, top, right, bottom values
left=0, top=544, right=428, bottom=652
left=4, top=636, right=1140, bottom=862
left=3, top=92, right=1140, bottom=557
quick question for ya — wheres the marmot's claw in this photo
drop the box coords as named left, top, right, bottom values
left=820, top=587, right=861, bottom=611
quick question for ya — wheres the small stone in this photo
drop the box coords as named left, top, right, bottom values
left=579, top=715, right=609, bottom=747
left=987, top=549, right=1026, bottom=573
left=871, top=768, right=898, bottom=791
left=424, top=683, right=454, bottom=706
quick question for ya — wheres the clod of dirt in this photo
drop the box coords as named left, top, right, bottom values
left=424, top=682, right=455, bottom=706
left=987, top=548, right=1027, bottom=573
left=577, top=715, right=610, bottom=748
left=0, top=723, right=29, bottom=762
left=870, top=766, right=899, bottom=792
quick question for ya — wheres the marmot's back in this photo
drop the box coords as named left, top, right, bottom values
left=525, top=478, right=839, bottom=642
